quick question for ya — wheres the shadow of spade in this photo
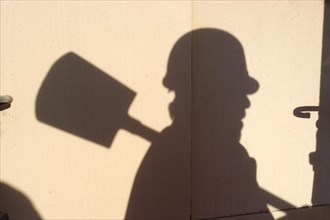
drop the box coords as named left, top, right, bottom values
left=36, top=52, right=157, bottom=148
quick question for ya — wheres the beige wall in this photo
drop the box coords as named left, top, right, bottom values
left=0, top=1, right=327, bottom=219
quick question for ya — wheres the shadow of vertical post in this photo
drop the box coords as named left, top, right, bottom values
left=310, top=0, right=330, bottom=206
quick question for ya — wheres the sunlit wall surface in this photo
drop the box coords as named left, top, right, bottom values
left=0, top=1, right=327, bottom=219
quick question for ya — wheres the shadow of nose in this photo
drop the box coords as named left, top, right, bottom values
left=245, top=76, right=259, bottom=94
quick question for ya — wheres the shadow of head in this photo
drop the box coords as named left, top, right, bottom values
left=163, top=28, right=258, bottom=124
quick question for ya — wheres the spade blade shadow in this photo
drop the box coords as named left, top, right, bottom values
left=36, top=52, right=136, bottom=148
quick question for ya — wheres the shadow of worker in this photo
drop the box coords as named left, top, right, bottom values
left=125, top=28, right=273, bottom=219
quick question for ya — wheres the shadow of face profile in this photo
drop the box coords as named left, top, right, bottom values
left=163, top=28, right=259, bottom=134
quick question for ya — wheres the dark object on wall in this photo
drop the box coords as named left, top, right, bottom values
left=0, top=182, right=41, bottom=220
left=0, top=95, right=13, bottom=111
left=0, top=212, right=9, bottom=220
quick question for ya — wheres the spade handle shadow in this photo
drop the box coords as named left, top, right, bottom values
left=124, top=117, right=159, bottom=143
